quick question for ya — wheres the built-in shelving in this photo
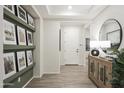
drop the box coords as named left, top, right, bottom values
left=4, top=45, right=36, bottom=52
left=3, top=6, right=36, bottom=88
left=4, top=64, right=34, bottom=84
left=4, top=8, right=35, bottom=32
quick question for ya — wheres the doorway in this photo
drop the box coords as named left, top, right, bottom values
left=61, top=25, right=84, bottom=65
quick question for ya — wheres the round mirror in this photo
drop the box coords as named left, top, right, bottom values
left=99, top=19, right=122, bottom=52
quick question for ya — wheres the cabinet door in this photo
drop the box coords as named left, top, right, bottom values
left=99, top=63, right=104, bottom=82
left=90, top=60, right=95, bottom=76
left=96, top=62, right=99, bottom=80
left=94, top=61, right=99, bottom=79
left=104, top=64, right=112, bottom=87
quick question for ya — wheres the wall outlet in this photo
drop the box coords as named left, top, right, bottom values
left=18, top=77, right=21, bottom=82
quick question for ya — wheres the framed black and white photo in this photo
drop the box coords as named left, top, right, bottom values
left=17, top=5, right=27, bottom=23
left=27, top=31, right=33, bottom=45
left=17, top=26, right=26, bottom=45
left=3, top=52, right=16, bottom=79
left=17, top=51, right=27, bottom=71
left=28, top=14, right=35, bottom=28
left=4, top=5, right=15, bottom=14
left=3, top=20, right=17, bottom=45
left=85, top=38, right=90, bottom=51
left=26, top=50, right=33, bottom=66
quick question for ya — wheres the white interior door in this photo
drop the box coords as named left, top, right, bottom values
left=63, top=26, right=82, bottom=65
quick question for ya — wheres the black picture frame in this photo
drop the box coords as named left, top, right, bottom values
left=26, top=30, right=33, bottom=46
left=3, top=52, right=16, bottom=79
left=85, top=38, right=90, bottom=51
left=16, top=51, right=27, bottom=71
left=17, top=26, right=26, bottom=45
left=27, top=14, right=35, bottom=28
left=3, top=20, right=17, bottom=45
left=16, top=5, right=27, bottom=23
left=26, top=50, right=33, bottom=66
left=4, top=5, right=15, bottom=14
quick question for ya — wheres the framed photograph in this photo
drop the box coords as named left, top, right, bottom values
left=28, top=14, right=35, bottom=28
left=17, top=26, right=26, bottom=45
left=85, top=38, right=90, bottom=51
left=4, top=5, right=15, bottom=14
left=3, top=20, right=17, bottom=45
left=27, top=31, right=33, bottom=45
left=17, top=5, right=27, bottom=23
left=17, top=51, right=27, bottom=71
left=3, top=52, right=16, bottom=79
left=26, top=50, right=33, bottom=66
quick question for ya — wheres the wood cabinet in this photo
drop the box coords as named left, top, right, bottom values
left=88, top=55, right=112, bottom=88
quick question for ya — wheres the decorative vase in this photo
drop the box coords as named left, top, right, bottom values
left=91, top=49, right=99, bottom=56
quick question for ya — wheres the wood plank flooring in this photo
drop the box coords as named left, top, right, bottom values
left=26, top=65, right=96, bottom=88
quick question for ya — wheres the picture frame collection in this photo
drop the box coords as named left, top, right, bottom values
left=3, top=50, right=33, bottom=79
left=3, top=5, right=34, bottom=45
left=3, top=5, right=35, bottom=79
left=4, top=5, right=35, bottom=27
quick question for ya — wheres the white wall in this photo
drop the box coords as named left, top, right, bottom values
left=33, top=18, right=44, bottom=77
left=0, top=5, right=4, bottom=88
left=44, top=20, right=60, bottom=74
left=90, top=5, right=124, bottom=49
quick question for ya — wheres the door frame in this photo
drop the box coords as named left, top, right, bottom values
left=60, top=25, right=84, bottom=66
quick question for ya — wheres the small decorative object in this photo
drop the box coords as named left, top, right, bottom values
left=17, top=5, right=27, bottom=23
left=4, top=5, right=15, bottom=14
left=17, top=26, right=26, bottom=45
left=27, top=14, right=35, bottom=28
left=26, top=50, right=33, bottom=66
left=27, top=31, right=33, bottom=45
left=3, top=52, right=16, bottom=79
left=90, top=41, right=110, bottom=56
left=17, top=51, right=27, bottom=71
left=91, top=49, right=100, bottom=56
left=3, top=20, right=16, bottom=45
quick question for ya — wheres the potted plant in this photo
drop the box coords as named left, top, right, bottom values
left=110, top=48, right=124, bottom=88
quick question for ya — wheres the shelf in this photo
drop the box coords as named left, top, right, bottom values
left=4, top=8, right=35, bottom=32
left=4, top=64, right=35, bottom=83
left=4, top=45, right=36, bottom=52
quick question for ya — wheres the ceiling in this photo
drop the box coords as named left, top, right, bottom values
left=46, top=5, right=92, bottom=15
left=35, top=5, right=108, bottom=26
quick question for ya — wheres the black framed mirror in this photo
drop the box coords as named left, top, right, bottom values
left=99, top=19, right=123, bottom=52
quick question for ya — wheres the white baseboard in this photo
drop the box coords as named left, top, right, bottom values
left=33, top=76, right=42, bottom=78
left=22, top=76, right=34, bottom=88
left=23, top=74, right=44, bottom=88
left=33, top=73, right=44, bottom=78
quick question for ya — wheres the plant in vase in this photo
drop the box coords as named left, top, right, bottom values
left=110, top=48, right=124, bottom=88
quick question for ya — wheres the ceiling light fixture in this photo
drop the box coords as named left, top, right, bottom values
left=68, top=5, right=72, bottom=10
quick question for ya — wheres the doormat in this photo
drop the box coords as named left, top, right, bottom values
left=65, top=64, right=79, bottom=66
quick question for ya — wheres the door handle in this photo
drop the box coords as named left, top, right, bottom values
left=76, top=49, right=79, bottom=53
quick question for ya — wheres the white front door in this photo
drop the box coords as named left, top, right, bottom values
left=63, top=26, right=82, bottom=65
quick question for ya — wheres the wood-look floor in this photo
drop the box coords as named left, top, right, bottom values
left=26, top=65, right=96, bottom=88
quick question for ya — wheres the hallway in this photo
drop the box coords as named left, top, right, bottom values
left=26, top=65, right=96, bottom=88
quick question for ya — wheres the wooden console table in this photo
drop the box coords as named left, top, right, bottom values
left=88, top=55, right=112, bottom=88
